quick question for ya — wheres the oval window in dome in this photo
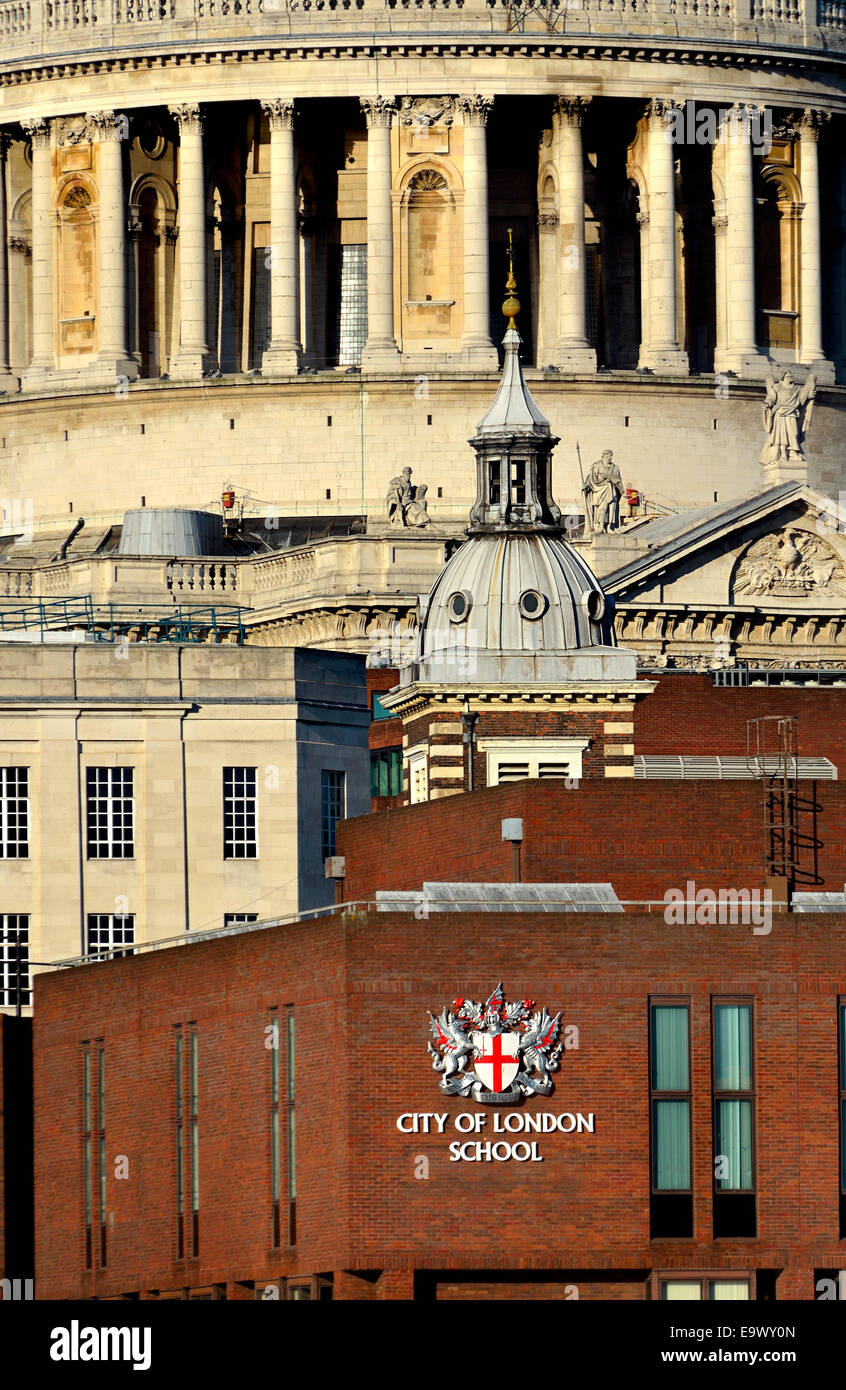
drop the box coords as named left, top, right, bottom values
left=447, top=590, right=472, bottom=623
left=518, top=589, right=548, bottom=621
left=583, top=590, right=606, bottom=621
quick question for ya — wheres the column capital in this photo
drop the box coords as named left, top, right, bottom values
left=553, top=96, right=591, bottom=127
left=87, top=111, right=128, bottom=144
left=644, top=97, right=682, bottom=127
left=712, top=213, right=729, bottom=233
left=261, top=99, right=296, bottom=132
left=795, top=108, right=831, bottom=140
left=457, top=95, right=494, bottom=128
left=20, top=117, right=51, bottom=150
left=538, top=211, right=559, bottom=230
left=360, top=97, right=397, bottom=129
left=169, top=104, right=204, bottom=136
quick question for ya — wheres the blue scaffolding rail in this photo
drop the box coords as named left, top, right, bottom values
left=0, top=597, right=246, bottom=644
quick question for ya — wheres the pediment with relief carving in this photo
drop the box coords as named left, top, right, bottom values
left=731, top=527, right=846, bottom=600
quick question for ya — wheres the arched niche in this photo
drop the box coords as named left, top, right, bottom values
left=56, top=177, right=97, bottom=357
left=400, top=164, right=457, bottom=345
left=128, top=172, right=177, bottom=377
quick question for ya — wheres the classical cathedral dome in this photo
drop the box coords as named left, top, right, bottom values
left=410, top=241, right=631, bottom=686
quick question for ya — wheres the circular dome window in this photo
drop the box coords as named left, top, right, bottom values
left=447, top=590, right=472, bottom=624
left=583, top=590, right=606, bottom=621
left=518, top=589, right=548, bottom=621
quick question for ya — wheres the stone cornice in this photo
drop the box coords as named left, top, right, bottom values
left=5, top=33, right=846, bottom=95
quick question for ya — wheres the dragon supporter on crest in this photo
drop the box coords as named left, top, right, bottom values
left=428, top=983, right=563, bottom=1105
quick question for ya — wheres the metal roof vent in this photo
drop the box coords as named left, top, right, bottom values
left=117, top=509, right=226, bottom=557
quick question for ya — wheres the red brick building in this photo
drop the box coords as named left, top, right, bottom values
left=30, top=895, right=846, bottom=1301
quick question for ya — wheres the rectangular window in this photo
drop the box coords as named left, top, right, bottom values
left=320, top=770, right=345, bottom=861
left=82, top=1040, right=106, bottom=1268
left=370, top=748, right=403, bottom=799
left=0, top=767, right=29, bottom=858
left=713, top=1000, right=757, bottom=1238
left=223, top=913, right=259, bottom=929
left=269, top=1009, right=280, bottom=1248
left=189, top=1027, right=199, bottom=1258
left=649, top=1000, right=693, bottom=1239
left=0, top=915, right=30, bottom=1008
left=86, top=913, right=135, bottom=960
left=250, top=245, right=271, bottom=370
left=660, top=1278, right=750, bottom=1301
left=488, top=460, right=501, bottom=507
left=286, top=1008, right=296, bottom=1246
left=331, top=243, right=367, bottom=367
left=86, top=767, right=134, bottom=859
left=833, top=1000, right=839, bottom=1239
left=174, top=1027, right=184, bottom=1261
left=371, top=692, right=393, bottom=722
left=223, top=767, right=257, bottom=860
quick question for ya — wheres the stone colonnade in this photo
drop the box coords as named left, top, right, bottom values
left=0, top=95, right=837, bottom=390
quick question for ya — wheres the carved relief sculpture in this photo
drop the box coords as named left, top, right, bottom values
left=733, top=528, right=846, bottom=598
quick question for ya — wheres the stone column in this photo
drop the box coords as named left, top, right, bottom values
left=797, top=109, right=834, bottom=382
left=457, top=96, right=497, bottom=367
left=260, top=99, right=300, bottom=376
left=91, top=111, right=137, bottom=382
left=0, top=132, right=18, bottom=393
left=714, top=104, right=769, bottom=379
left=360, top=97, right=400, bottom=369
left=169, top=104, right=211, bottom=380
left=638, top=99, right=688, bottom=374
left=553, top=97, right=596, bottom=373
left=20, top=117, right=54, bottom=385
left=832, top=141, right=846, bottom=383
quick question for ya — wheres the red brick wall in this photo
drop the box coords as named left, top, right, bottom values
left=339, top=778, right=846, bottom=902
left=635, top=673, right=846, bottom=771
left=31, top=909, right=846, bottom=1301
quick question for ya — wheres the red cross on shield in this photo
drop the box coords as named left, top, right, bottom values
left=471, top=1031, right=520, bottom=1094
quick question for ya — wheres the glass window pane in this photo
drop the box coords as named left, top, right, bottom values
left=710, top=1281, right=750, bottom=1301
left=840, top=1005, right=846, bottom=1088
left=841, top=1099, right=846, bottom=1192
left=715, top=1098, right=754, bottom=1189
left=652, top=1099, right=690, bottom=1190
left=714, top=1004, right=752, bottom=1091
left=662, top=1281, right=702, bottom=1301
left=651, top=1005, right=689, bottom=1091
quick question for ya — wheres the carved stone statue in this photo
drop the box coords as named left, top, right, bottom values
left=386, top=467, right=430, bottom=528
left=759, top=371, right=816, bottom=466
left=582, top=450, right=623, bottom=534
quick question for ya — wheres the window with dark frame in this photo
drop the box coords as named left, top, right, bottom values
left=286, top=1008, right=296, bottom=1246
left=833, top=1000, right=839, bottom=1239
left=269, top=1009, right=280, bottom=1248
left=370, top=748, right=402, bottom=799
left=0, top=767, right=29, bottom=858
left=320, top=770, right=345, bottom=861
left=370, top=693, right=393, bottom=722
left=86, top=913, right=135, bottom=959
left=86, top=767, right=134, bottom=859
left=223, top=767, right=258, bottom=859
left=174, top=1026, right=185, bottom=1261
left=223, top=913, right=259, bottom=929
left=659, top=1275, right=751, bottom=1301
left=712, top=999, right=757, bottom=1239
left=649, top=999, right=693, bottom=1239
left=0, top=914, right=30, bottom=1008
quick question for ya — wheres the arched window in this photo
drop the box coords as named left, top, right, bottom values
left=756, top=167, right=800, bottom=354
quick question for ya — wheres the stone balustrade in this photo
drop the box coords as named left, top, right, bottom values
left=0, top=0, right=842, bottom=64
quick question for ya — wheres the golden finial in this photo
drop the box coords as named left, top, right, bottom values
left=502, top=226, right=520, bottom=329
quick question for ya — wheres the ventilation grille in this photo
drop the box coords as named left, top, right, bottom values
left=634, top=755, right=837, bottom=781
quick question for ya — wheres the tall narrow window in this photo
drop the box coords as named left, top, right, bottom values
left=86, top=767, right=134, bottom=859
left=82, top=1040, right=105, bottom=1268
left=0, top=767, right=28, bottom=858
left=189, top=1027, right=199, bottom=1257
left=174, top=1026, right=185, bottom=1260
left=321, top=771, right=345, bottom=860
left=97, top=1045, right=107, bottom=1267
left=87, top=913, right=135, bottom=960
left=649, top=1000, right=693, bottom=1238
left=370, top=749, right=402, bottom=799
left=713, top=1000, right=756, bottom=1238
left=833, top=1000, right=839, bottom=1239
left=269, top=1009, right=280, bottom=1248
left=286, top=1008, right=296, bottom=1246
left=0, top=915, right=30, bottom=1008
left=83, top=1047, right=92, bottom=1269
left=223, top=767, right=257, bottom=859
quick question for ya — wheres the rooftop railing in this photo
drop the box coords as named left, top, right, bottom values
left=0, top=0, right=843, bottom=66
